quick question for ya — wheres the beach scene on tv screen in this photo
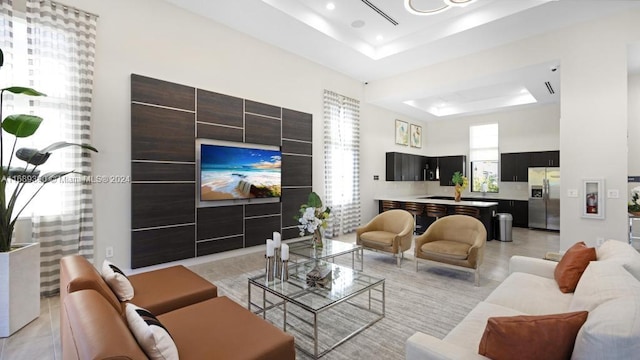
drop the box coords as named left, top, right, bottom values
left=200, top=144, right=282, bottom=200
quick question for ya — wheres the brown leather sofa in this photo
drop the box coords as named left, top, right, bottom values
left=60, top=255, right=295, bottom=360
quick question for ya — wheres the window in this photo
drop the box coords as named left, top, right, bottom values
left=323, top=90, right=361, bottom=237
left=1, top=17, right=75, bottom=216
left=469, top=123, right=499, bottom=192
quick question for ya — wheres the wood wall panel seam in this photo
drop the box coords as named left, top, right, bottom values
left=196, top=234, right=245, bottom=243
left=196, top=121, right=243, bottom=130
left=131, top=101, right=195, bottom=114
left=131, top=222, right=196, bottom=232
left=244, top=112, right=282, bottom=121
left=132, top=160, right=196, bottom=164
left=132, top=75, right=312, bottom=267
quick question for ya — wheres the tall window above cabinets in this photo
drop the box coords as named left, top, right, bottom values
left=469, top=123, right=499, bottom=193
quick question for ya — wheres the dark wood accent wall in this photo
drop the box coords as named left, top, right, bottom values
left=131, top=74, right=313, bottom=268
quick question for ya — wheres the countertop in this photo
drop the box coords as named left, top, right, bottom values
left=374, top=196, right=498, bottom=207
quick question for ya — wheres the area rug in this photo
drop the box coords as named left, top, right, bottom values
left=211, top=251, right=500, bottom=360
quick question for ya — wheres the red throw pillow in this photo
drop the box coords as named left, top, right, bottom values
left=478, top=311, right=588, bottom=360
left=554, top=241, right=596, bottom=293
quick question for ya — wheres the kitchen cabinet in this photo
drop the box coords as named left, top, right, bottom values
left=500, top=152, right=529, bottom=182
left=438, top=155, right=466, bottom=186
left=497, top=200, right=529, bottom=227
left=529, top=151, right=560, bottom=167
left=426, top=157, right=438, bottom=180
left=385, top=152, right=427, bottom=181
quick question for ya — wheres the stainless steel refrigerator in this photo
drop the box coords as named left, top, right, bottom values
left=528, top=167, right=560, bottom=230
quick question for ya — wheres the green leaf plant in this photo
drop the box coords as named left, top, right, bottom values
left=0, top=48, right=98, bottom=252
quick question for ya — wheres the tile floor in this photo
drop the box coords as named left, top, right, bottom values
left=0, top=227, right=562, bottom=360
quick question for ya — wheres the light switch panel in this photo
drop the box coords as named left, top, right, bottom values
left=607, top=189, right=619, bottom=198
left=567, top=189, right=578, bottom=198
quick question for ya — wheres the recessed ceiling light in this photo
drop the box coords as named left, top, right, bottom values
left=376, top=35, right=384, bottom=41
left=351, top=20, right=365, bottom=28
left=326, top=3, right=335, bottom=10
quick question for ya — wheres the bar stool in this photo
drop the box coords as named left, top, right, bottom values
left=453, top=205, right=480, bottom=219
left=382, top=200, right=400, bottom=212
left=404, top=202, right=425, bottom=234
left=425, top=204, right=447, bottom=220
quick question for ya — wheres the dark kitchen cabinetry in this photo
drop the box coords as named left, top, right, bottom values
left=426, top=157, right=438, bottom=180
left=497, top=200, right=529, bottom=227
left=529, top=151, right=560, bottom=167
left=438, top=155, right=466, bottom=186
left=500, top=152, right=530, bottom=182
left=386, top=152, right=428, bottom=181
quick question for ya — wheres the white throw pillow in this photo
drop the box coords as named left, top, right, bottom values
left=101, top=260, right=134, bottom=301
left=570, top=260, right=640, bottom=312
left=572, top=296, right=640, bottom=360
left=125, top=303, right=179, bottom=360
left=596, top=239, right=640, bottom=280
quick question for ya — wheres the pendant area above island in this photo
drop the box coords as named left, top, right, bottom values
left=374, top=196, right=498, bottom=240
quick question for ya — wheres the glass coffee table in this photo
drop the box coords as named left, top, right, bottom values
left=248, top=260, right=385, bottom=359
left=288, top=238, right=364, bottom=271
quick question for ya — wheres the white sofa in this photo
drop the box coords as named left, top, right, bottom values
left=406, top=239, right=640, bottom=360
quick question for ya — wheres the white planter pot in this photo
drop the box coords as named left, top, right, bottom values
left=0, top=242, right=40, bottom=338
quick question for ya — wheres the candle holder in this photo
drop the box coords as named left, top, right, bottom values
left=274, top=247, right=281, bottom=279
left=280, top=260, right=289, bottom=281
left=265, top=255, right=275, bottom=281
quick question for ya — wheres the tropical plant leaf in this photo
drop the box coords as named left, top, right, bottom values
left=40, top=141, right=98, bottom=154
left=307, top=192, right=323, bottom=208
left=2, top=114, right=43, bottom=137
left=15, top=148, right=51, bottom=165
left=2, top=86, right=46, bottom=96
left=2, top=167, right=40, bottom=183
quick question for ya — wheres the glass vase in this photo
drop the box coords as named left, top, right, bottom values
left=312, top=228, right=323, bottom=248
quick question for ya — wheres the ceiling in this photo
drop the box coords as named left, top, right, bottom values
left=163, top=0, right=640, bottom=120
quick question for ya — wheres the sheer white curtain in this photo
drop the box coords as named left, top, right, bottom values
left=24, top=0, right=98, bottom=296
left=323, top=90, right=361, bottom=238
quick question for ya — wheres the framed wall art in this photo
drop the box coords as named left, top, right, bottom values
left=582, top=178, right=605, bottom=219
left=410, top=124, right=422, bottom=148
left=395, top=120, right=408, bottom=146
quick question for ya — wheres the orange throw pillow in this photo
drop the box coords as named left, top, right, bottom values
left=478, top=311, right=588, bottom=360
left=554, top=241, right=596, bottom=293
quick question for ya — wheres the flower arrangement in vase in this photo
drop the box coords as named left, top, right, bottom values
left=295, top=192, right=331, bottom=248
left=451, top=171, right=468, bottom=202
left=629, top=186, right=640, bottom=216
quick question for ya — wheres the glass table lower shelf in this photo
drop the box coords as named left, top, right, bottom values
left=287, top=238, right=364, bottom=271
left=247, top=259, right=385, bottom=359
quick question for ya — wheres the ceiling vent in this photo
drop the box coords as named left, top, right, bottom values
left=545, top=81, right=555, bottom=95
left=361, top=0, right=399, bottom=26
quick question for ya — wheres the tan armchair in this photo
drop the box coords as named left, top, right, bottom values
left=414, top=215, right=487, bottom=286
left=356, top=209, right=414, bottom=267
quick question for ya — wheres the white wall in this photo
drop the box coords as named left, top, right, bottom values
left=57, top=1, right=640, bottom=268
left=629, top=74, right=640, bottom=240
left=366, top=11, right=640, bottom=250
left=629, top=74, right=640, bottom=178
left=57, top=0, right=417, bottom=270
left=423, top=104, right=560, bottom=200
left=359, top=105, right=427, bottom=222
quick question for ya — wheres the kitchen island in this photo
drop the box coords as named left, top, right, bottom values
left=373, top=196, right=498, bottom=240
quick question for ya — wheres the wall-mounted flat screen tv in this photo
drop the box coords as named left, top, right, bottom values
left=199, top=142, right=282, bottom=201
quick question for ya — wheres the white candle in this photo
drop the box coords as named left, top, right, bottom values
left=266, top=239, right=274, bottom=257
left=281, top=243, right=289, bottom=261
left=273, top=231, right=281, bottom=248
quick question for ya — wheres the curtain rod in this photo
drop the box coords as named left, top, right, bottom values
left=38, top=0, right=99, bottom=19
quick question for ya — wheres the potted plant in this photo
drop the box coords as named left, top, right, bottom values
left=0, top=48, right=98, bottom=337
left=295, top=192, right=331, bottom=248
left=451, top=171, right=468, bottom=202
